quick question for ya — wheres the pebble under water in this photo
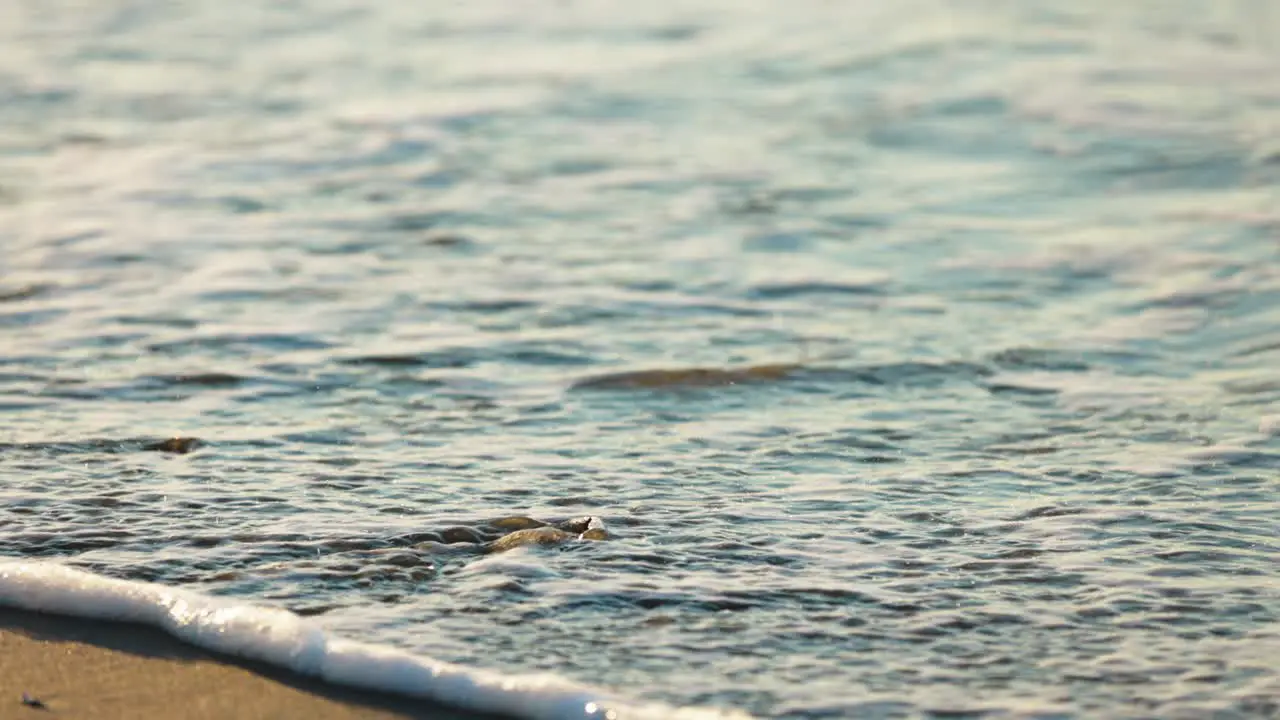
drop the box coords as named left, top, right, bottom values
left=3, top=1, right=1280, bottom=717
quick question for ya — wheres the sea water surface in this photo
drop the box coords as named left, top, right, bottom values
left=2, top=0, right=1280, bottom=717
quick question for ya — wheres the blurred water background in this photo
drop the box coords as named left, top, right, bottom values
left=2, top=0, right=1279, bottom=717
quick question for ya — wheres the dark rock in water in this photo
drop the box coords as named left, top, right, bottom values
left=485, top=527, right=576, bottom=553
left=489, top=516, right=549, bottom=531
left=407, top=516, right=611, bottom=555
left=438, top=526, right=486, bottom=544
left=571, top=363, right=802, bottom=391
left=143, top=437, right=202, bottom=454
left=555, top=516, right=598, bottom=534
left=484, top=516, right=610, bottom=552
left=483, top=519, right=609, bottom=552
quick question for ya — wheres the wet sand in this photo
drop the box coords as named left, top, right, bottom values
left=0, top=607, right=507, bottom=720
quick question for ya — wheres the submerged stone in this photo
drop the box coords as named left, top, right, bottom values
left=489, top=516, right=549, bottom=531
left=407, top=516, right=610, bottom=555
left=485, top=527, right=576, bottom=553
left=143, top=437, right=203, bottom=454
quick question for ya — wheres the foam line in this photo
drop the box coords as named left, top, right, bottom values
left=0, top=561, right=751, bottom=720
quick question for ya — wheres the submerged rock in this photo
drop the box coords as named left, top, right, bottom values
left=409, top=515, right=610, bottom=555
left=488, top=516, right=550, bottom=531
left=143, top=436, right=203, bottom=454
left=484, top=517, right=611, bottom=553
left=485, top=526, right=576, bottom=553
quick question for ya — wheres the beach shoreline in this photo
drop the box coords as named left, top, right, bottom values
left=0, top=607, right=507, bottom=720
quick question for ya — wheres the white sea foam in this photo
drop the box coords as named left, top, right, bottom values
left=0, top=560, right=751, bottom=720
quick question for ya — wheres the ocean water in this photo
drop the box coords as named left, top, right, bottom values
left=2, top=0, right=1280, bottom=718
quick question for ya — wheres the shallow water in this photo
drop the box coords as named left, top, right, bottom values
left=3, top=0, right=1280, bottom=717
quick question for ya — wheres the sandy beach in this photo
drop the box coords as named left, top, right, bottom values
left=0, top=607, right=507, bottom=720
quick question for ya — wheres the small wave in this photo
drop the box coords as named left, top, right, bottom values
left=0, top=561, right=750, bottom=720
